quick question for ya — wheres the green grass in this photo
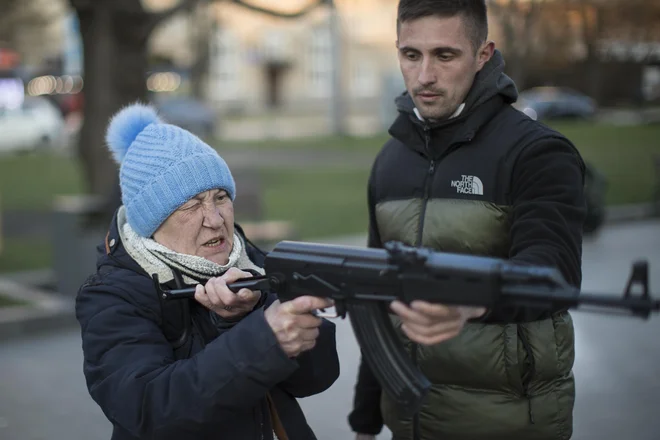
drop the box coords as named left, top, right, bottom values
left=0, top=292, right=29, bottom=308
left=0, top=237, right=53, bottom=274
left=548, top=122, right=660, bottom=205
left=261, top=167, right=370, bottom=239
left=0, top=122, right=656, bottom=212
left=0, top=153, right=84, bottom=210
left=0, top=121, right=657, bottom=273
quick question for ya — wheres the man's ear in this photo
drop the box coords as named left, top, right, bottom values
left=476, top=41, right=495, bottom=71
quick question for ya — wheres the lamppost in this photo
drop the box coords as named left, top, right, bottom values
left=327, top=0, right=345, bottom=136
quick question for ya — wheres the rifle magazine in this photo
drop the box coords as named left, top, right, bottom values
left=347, top=300, right=431, bottom=417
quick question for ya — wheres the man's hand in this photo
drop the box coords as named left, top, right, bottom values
left=264, top=296, right=334, bottom=358
left=390, top=300, right=486, bottom=346
left=194, top=268, right=261, bottom=320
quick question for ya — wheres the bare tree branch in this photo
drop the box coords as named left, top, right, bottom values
left=146, top=0, right=201, bottom=33
left=230, top=0, right=327, bottom=19
left=68, top=0, right=94, bottom=11
left=0, top=0, right=62, bottom=61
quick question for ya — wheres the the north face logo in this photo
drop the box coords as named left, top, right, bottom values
left=450, top=175, right=484, bottom=195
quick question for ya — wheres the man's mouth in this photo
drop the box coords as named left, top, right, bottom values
left=203, top=237, right=225, bottom=248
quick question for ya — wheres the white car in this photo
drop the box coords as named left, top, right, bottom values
left=0, top=97, right=66, bottom=155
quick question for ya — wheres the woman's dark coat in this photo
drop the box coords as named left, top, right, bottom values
left=76, top=215, right=340, bottom=440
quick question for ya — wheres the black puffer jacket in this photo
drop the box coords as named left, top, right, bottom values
left=76, top=213, right=340, bottom=440
left=349, top=50, right=586, bottom=440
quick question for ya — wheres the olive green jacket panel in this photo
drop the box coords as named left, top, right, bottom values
left=374, top=198, right=576, bottom=440
left=376, top=198, right=511, bottom=257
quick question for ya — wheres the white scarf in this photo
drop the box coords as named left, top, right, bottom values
left=116, top=206, right=264, bottom=285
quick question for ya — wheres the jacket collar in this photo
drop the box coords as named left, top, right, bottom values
left=98, top=208, right=150, bottom=278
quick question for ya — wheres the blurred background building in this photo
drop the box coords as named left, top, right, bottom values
left=0, top=0, right=658, bottom=143
left=145, top=0, right=400, bottom=116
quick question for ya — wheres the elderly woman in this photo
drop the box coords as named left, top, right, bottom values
left=75, top=104, right=339, bottom=440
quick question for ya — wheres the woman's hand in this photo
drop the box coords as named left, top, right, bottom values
left=194, top=268, right=262, bottom=320
left=264, top=296, right=334, bottom=358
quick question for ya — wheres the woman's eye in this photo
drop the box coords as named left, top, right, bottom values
left=180, top=202, right=200, bottom=211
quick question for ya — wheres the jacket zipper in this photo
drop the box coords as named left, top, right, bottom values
left=415, top=127, right=469, bottom=247
left=517, top=325, right=536, bottom=424
left=415, top=126, right=434, bottom=247
left=412, top=126, right=472, bottom=440
left=412, top=126, right=434, bottom=440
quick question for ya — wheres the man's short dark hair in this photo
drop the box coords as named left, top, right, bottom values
left=397, top=0, right=488, bottom=52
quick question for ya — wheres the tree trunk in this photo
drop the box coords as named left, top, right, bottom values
left=580, top=2, right=603, bottom=101
left=190, top=3, right=211, bottom=99
left=74, top=3, right=150, bottom=227
left=70, top=0, right=329, bottom=227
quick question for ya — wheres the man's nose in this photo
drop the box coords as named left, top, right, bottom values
left=418, top=58, right=436, bottom=86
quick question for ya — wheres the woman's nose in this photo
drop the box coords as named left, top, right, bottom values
left=202, top=205, right=224, bottom=228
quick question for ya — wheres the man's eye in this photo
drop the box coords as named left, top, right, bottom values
left=406, top=52, right=419, bottom=61
left=439, top=54, right=454, bottom=61
left=215, top=194, right=227, bottom=202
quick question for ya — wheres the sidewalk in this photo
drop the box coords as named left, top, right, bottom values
left=0, top=277, right=75, bottom=342
left=1, top=220, right=659, bottom=440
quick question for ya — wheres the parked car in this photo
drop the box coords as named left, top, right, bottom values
left=0, top=97, right=66, bottom=154
left=515, top=87, right=598, bottom=121
left=152, top=97, right=218, bottom=140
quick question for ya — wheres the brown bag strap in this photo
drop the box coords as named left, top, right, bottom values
left=104, top=230, right=111, bottom=255
left=266, top=392, right=289, bottom=440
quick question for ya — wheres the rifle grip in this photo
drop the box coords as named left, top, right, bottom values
left=347, top=300, right=431, bottom=417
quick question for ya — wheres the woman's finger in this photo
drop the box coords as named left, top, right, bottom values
left=237, top=288, right=260, bottom=303
left=221, top=268, right=252, bottom=284
left=194, top=284, right=211, bottom=307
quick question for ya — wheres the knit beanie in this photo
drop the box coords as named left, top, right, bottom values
left=105, top=103, right=235, bottom=238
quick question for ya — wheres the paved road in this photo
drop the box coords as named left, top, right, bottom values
left=1, top=220, right=659, bottom=440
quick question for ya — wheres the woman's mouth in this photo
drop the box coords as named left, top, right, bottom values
left=203, top=237, right=225, bottom=248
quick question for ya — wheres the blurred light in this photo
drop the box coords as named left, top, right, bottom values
left=62, top=75, right=74, bottom=94
left=70, top=76, right=84, bottom=94
left=0, top=78, right=24, bottom=109
left=147, top=72, right=181, bottom=93
left=55, top=76, right=64, bottom=94
left=27, top=75, right=84, bottom=96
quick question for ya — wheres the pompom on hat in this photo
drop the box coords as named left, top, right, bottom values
left=105, top=102, right=235, bottom=238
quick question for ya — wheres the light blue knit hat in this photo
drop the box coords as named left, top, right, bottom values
left=105, top=103, right=235, bottom=238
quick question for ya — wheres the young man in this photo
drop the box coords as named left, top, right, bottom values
left=349, top=1, right=586, bottom=439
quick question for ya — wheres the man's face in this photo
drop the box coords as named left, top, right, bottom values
left=153, top=189, right=235, bottom=266
left=397, top=14, right=492, bottom=120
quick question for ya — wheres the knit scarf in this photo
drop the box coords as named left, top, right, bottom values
left=116, top=206, right=264, bottom=285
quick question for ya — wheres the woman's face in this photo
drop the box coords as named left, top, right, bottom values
left=153, top=189, right=235, bottom=265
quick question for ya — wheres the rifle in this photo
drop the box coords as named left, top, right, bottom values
left=151, top=240, right=660, bottom=415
